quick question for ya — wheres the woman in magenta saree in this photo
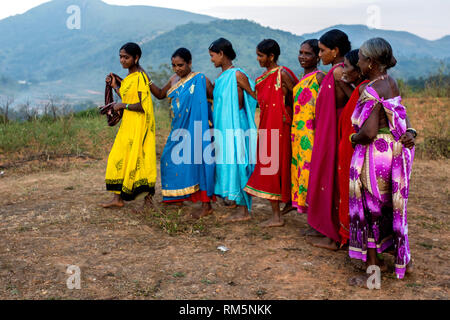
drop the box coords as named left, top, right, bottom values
left=349, top=38, right=416, bottom=280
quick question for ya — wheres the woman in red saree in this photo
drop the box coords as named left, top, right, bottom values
left=244, top=39, right=298, bottom=227
left=337, top=49, right=369, bottom=245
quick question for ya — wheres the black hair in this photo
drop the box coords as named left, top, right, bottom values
left=209, top=38, right=236, bottom=60
left=257, top=39, right=281, bottom=62
left=172, top=47, right=192, bottom=63
left=120, top=42, right=142, bottom=66
left=301, top=39, right=320, bottom=56
left=345, top=49, right=360, bottom=71
left=319, top=29, right=351, bottom=57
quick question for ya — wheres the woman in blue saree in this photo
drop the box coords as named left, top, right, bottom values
left=156, top=48, right=215, bottom=218
left=209, top=38, right=258, bottom=222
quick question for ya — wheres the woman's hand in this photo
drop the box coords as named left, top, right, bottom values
left=400, top=131, right=415, bottom=149
left=113, top=103, right=125, bottom=112
left=106, top=73, right=118, bottom=89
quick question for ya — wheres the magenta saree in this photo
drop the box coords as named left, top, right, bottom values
left=349, top=85, right=414, bottom=279
left=306, top=63, right=343, bottom=242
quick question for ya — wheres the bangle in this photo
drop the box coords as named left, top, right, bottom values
left=406, top=128, right=417, bottom=138
left=125, top=104, right=129, bottom=110
left=349, top=133, right=356, bottom=143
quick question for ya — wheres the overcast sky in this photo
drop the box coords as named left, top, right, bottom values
left=1, top=0, right=449, bottom=40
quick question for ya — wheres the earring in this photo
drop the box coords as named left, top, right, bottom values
left=369, top=64, right=372, bottom=70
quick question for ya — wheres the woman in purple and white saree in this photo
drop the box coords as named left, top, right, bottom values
left=348, top=38, right=416, bottom=282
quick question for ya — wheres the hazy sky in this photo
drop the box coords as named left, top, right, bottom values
left=1, top=0, right=449, bottom=40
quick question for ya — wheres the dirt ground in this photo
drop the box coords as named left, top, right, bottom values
left=0, top=158, right=448, bottom=300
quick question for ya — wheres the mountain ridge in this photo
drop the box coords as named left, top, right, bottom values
left=0, top=0, right=448, bottom=102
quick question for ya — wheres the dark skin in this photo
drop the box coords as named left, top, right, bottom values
left=347, top=51, right=414, bottom=286
left=101, top=49, right=154, bottom=209
left=255, top=48, right=297, bottom=228
left=282, top=42, right=325, bottom=216
left=156, top=55, right=214, bottom=219
left=318, top=41, right=355, bottom=107
left=209, top=49, right=256, bottom=222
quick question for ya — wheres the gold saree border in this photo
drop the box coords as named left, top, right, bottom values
left=167, top=72, right=200, bottom=96
left=162, top=184, right=199, bottom=197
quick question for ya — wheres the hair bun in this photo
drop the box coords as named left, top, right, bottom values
left=388, top=55, right=397, bottom=69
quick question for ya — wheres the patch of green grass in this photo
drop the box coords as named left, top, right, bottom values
left=173, top=272, right=186, bottom=278
left=201, top=279, right=216, bottom=285
left=406, top=283, right=423, bottom=288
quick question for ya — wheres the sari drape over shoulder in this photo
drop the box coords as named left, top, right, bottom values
left=244, top=66, right=299, bottom=202
left=213, top=68, right=257, bottom=210
left=161, top=72, right=215, bottom=203
left=349, top=85, right=414, bottom=279
left=291, top=70, right=324, bottom=213
left=306, top=63, right=343, bottom=242
left=105, top=71, right=157, bottom=200
left=337, top=80, right=370, bottom=244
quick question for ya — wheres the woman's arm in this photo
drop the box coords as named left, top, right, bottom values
left=107, top=73, right=122, bottom=99
left=236, top=71, right=257, bottom=100
left=205, top=76, right=214, bottom=100
left=150, top=79, right=172, bottom=100
left=113, top=91, right=145, bottom=113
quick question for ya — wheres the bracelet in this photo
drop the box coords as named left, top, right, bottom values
left=349, top=133, right=356, bottom=143
left=406, top=128, right=417, bottom=138
left=125, top=104, right=129, bottom=110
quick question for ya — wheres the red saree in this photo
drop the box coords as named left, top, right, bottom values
left=244, top=66, right=298, bottom=203
left=337, top=80, right=369, bottom=244
left=306, top=63, right=344, bottom=242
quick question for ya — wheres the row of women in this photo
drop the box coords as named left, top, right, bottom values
left=101, top=29, right=416, bottom=281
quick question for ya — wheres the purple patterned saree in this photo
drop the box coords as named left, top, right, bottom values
left=349, top=85, right=414, bottom=279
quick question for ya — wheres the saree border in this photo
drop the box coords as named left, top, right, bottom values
left=243, top=185, right=282, bottom=201
left=167, top=72, right=200, bottom=96
left=162, top=184, right=200, bottom=197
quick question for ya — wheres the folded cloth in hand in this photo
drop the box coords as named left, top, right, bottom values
left=99, top=73, right=123, bottom=127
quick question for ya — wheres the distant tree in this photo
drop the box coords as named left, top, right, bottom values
left=0, top=95, right=14, bottom=124
left=17, top=98, right=39, bottom=122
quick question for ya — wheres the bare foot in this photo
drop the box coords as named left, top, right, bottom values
left=281, top=203, right=296, bottom=215
left=307, top=236, right=339, bottom=251
left=406, top=260, right=414, bottom=275
left=259, top=217, right=284, bottom=228
left=300, top=227, right=324, bottom=237
left=100, top=198, right=124, bottom=208
left=225, top=212, right=251, bottom=223
left=190, top=204, right=213, bottom=220
left=223, top=199, right=237, bottom=208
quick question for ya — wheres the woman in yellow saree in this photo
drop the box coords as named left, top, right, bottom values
left=101, top=42, right=157, bottom=208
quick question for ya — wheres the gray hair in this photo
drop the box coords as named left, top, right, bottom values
left=360, top=37, right=397, bottom=72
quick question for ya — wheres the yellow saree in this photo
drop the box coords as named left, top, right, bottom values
left=105, top=71, right=157, bottom=200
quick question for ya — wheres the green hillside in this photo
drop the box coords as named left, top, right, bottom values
left=0, top=0, right=448, bottom=103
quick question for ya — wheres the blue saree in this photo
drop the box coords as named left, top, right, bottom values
left=213, top=68, right=257, bottom=210
left=161, top=72, right=215, bottom=202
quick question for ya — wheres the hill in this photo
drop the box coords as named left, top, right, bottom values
left=0, top=1, right=448, bottom=102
